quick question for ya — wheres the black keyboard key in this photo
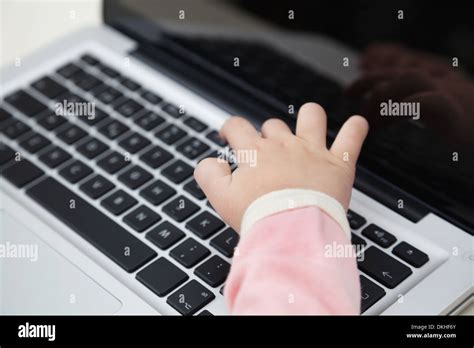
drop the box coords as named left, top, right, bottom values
left=392, top=242, right=429, bottom=268
left=68, top=69, right=92, bottom=85
left=97, top=151, right=130, bottom=174
left=59, top=160, right=93, bottom=183
left=95, top=86, right=123, bottom=104
left=206, top=130, right=227, bottom=147
left=79, top=174, right=115, bottom=199
left=186, top=211, right=224, bottom=239
left=118, top=165, right=153, bottom=189
left=146, top=221, right=185, bottom=250
left=358, top=247, right=412, bottom=289
left=27, top=178, right=156, bottom=272
left=198, top=310, right=213, bottom=316
left=347, top=210, right=367, bottom=229
left=140, top=145, right=172, bottom=169
left=2, top=159, right=43, bottom=187
left=167, top=280, right=215, bottom=315
left=137, top=258, right=188, bottom=297
left=184, top=179, right=205, bottom=200
left=76, top=137, right=108, bottom=159
left=163, top=195, right=199, bottom=222
left=351, top=233, right=367, bottom=249
left=98, top=120, right=129, bottom=139
left=362, top=224, right=397, bottom=248
left=78, top=108, right=108, bottom=126
left=176, top=137, right=210, bottom=160
left=156, top=124, right=186, bottom=145
left=39, top=146, right=72, bottom=168
left=0, top=144, right=16, bottom=165
left=140, top=90, right=162, bottom=104
left=3, top=120, right=31, bottom=139
left=140, top=180, right=176, bottom=205
left=195, top=255, right=230, bottom=287
left=162, top=103, right=185, bottom=118
left=75, top=73, right=102, bottom=91
left=114, top=98, right=143, bottom=118
left=5, top=91, right=47, bottom=117
left=118, top=77, right=141, bottom=91
left=206, top=200, right=215, bottom=211
left=55, top=91, right=87, bottom=105
left=37, top=112, right=67, bottom=130
left=81, top=54, right=100, bottom=66
left=57, top=124, right=87, bottom=144
left=118, top=132, right=151, bottom=154
left=101, top=189, right=138, bottom=215
left=124, top=205, right=161, bottom=232
left=183, top=116, right=208, bottom=133
left=19, top=133, right=51, bottom=153
left=56, top=63, right=81, bottom=78
left=99, top=64, right=120, bottom=78
left=32, top=76, right=67, bottom=99
left=161, top=160, right=193, bottom=184
left=134, top=111, right=165, bottom=131
left=360, top=275, right=386, bottom=313
left=0, top=108, right=13, bottom=123
left=210, top=228, right=239, bottom=258
left=170, top=238, right=210, bottom=268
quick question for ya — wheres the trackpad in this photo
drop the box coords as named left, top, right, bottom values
left=0, top=211, right=122, bottom=314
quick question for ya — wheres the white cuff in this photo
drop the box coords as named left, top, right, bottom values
left=240, top=189, right=351, bottom=239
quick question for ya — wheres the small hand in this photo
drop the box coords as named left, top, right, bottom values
left=194, top=103, right=369, bottom=232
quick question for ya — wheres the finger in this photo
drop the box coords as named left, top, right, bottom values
left=261, top=118, right=292, bottom=140
left=194, top=157, right=232, bottom=208
left=330, top=115, right=369, bottom=165
left=219, top=116, right=260, bottom=151
left=295, top=102, right=327, bottom=148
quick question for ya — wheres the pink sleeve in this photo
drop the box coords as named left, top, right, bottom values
left=224, top=206, right=361, bottom=315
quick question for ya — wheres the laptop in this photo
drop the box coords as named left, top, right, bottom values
left=0, top=0, right=472, bottom=316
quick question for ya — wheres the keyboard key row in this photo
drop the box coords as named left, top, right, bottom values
left=5, top=90, right=48, bottom=117
left=27, top=177, right=157, bottom=272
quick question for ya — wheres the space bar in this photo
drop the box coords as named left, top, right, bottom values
left=27, top=177, right=157, bottom=272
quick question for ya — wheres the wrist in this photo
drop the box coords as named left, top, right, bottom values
left=240, top=188, right=351, bottom=239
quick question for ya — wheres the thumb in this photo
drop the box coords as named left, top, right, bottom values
left=194, top=157, right=232, bottom=213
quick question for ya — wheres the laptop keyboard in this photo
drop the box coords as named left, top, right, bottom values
left=0, top=53, right=430, bottom=315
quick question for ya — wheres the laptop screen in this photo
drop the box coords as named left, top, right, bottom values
left=105, top=0, right=474, bottom=233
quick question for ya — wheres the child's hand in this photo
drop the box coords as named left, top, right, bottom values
left=194, top=103, right=369, bottom=232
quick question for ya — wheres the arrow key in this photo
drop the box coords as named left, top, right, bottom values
left=360, top=275, right=386, bottom=313
left=358, top=247, right=412, bottom=289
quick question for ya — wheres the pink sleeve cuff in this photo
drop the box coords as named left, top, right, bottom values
left=225, top=206, right=361, bottom=315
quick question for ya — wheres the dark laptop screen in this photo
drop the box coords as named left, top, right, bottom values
left=105, top=0, right=474, bottom=233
